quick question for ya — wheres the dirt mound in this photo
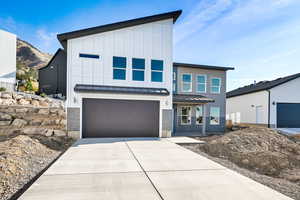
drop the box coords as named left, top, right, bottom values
left=200, top=127, right=300, bottom=182
left=0, top=135, right=64, bottom=200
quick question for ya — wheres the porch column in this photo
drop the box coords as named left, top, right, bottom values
left=202, top=104, right=206, bottom=135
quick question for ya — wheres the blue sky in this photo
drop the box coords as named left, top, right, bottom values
left=1, top=0, right=300, bottom=91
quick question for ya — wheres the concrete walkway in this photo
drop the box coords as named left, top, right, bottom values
left=19, top=138, right=292, bottom=200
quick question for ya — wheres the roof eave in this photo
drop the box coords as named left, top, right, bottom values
left=173, top=62, right=234, bottom=71
left=57, top=10, right=182, bottom=45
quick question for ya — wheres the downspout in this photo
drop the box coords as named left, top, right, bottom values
left=268, top=90, right=271, bottom=128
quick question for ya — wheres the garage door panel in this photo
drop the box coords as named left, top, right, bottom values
left=277, top=103, right=300, bottom=128
left=82, top=99, right=159, bottom=137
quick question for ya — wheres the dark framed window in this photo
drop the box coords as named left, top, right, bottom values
left=132, top=58, right=145, bottom=81
left=113, top=56, right=126, bottom=80
left=151, top=60, right=163, bottom=82
left=79, top=53, right=99, bottom=59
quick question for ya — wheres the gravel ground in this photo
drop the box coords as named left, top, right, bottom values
left=0, top=134, right=75, bottom=200
left=182, top=144, right=300, bottom=200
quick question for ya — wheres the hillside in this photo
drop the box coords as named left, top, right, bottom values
left=17, top=39, right=52, bottom=69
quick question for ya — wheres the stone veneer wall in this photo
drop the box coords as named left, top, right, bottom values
left=0, top=92, right=67, bottom=137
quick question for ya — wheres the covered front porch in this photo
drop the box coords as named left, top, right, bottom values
left=172, top=94, right=214, bottom=136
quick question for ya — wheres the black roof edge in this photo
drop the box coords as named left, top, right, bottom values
left=38, top=48, right=64, bottom=70
left=173, top=62, right=234, bottom=71
left=57, top=10, right=182, bottom=46
left=226, top=73, right=300, bottom=98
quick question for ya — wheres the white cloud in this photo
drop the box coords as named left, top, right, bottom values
left=36, top=29, right=57, bottom=49
left=0, top=16, right=17, bottom=32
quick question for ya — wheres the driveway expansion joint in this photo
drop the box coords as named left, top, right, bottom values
left=125, top=142, right=165, bottom=200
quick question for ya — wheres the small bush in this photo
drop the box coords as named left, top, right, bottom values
left=40, top=93, right=47, bottom=98
left=0, top=87, right=6, bottom=92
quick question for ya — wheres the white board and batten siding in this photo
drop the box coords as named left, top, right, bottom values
left=0, top=29, right=16, bottom=89
left=226, top=90, right=269, bottom=125
left=269, top=77, right=300, bottom=127
left=66, top=19, right=173, bottom=109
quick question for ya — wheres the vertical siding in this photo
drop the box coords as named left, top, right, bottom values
left=0, top=30, right=16, bottom=84
left=66, top=19, right=173, bottom=108
left=226, top=91, right=269, bottom=125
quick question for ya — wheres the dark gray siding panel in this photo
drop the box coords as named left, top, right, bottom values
left=277, top=103, right=300, bottom=128
left=82, top=98, right=159, bottom=138
left=39, top=49, right=67, bottom=96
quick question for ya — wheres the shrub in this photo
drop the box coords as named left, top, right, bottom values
left=0, top=87, right=6, bottom=92
left=40, top=93, right=47, bottom=98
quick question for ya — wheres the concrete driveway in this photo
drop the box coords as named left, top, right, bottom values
left=19, top=138, right=292, bottom=200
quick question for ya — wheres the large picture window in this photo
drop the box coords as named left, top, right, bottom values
left=132, top=58, right=145, bottom=81
left=210, top=107, right=220, bottom=125
left=211, top=77, right=221, bottom=93
left=196, top=75, right=206, bottom=93
left=182, top=74, right=192, bottom=92
left=113, top=56, right=126, bottom=80
left=179, top=106, right=191, bottom=125
left=196, top=106, right=203, bottom=124
left=151, top=60, right=163, bottom=82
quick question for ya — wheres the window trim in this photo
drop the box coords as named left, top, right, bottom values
left=195, top=105, right=204, bottom=125
left=196, top=74, right=207, bottom=93
left=210, top=106, right=220, bottom=125
left=113, top=56, right=126, bottom=80
left=211, top=77, right=221, bottom=94
left=179, top=106, right=192, bottom=125
left=132, top=58, right=145, bottom=81
left=181, top=73, right=192, bottom=93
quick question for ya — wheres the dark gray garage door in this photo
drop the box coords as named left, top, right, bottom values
left=277, top=103, right=300, bottom=128
left=82, top=98, right=159, bottom=138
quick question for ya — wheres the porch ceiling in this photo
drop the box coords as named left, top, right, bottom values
left=173, top=94, right=214, bottom=104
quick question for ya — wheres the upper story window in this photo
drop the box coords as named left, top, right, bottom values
left=182, top=74, right=192, bottom=92
left=79, top=53, right=99, bottom=59
left=211, top=77, right=221, bottom=93
left=210, top=106, right=220, bottom=125
left=113, top=56, right=126, bottom=80
left=196, top=75, right=206, bottom=93
left=151, top=60, right=163, bottom=82
left=132, top=58, right=145, bottom=81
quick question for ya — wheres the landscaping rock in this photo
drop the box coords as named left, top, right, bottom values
left=15, top=108, right=28, bottom=113
left=23, top=127, right=47, bottom=135
left=11, top=119, right=27, bottom=128
left=0, top=121, right=11, bottom=126
left=39, top=101, right=49, bottom=107
left=45, top=129, right=54, bottom=137
left=53, top=130, right=66, bottom=137
left=31, top=100, right=39, bottom=107
left=38, top=108, right=49, bottom=115
left=18, top=98, right=30, bottom=105
left=1, top=92, right=12, bottom=99
left=29, top=119, right=43, bottom=126
left=0, top=112, right=12, bottom=121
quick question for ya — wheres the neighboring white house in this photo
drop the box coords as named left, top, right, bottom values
left=226, top=73, right=300, bottom=128
left=0, top=29, right=16, bottom=91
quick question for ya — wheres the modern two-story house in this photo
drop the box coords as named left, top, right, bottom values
left=39, top=10, right=234, bottom=138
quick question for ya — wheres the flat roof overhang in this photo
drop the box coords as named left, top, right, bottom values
left=74, top=84, right=170, bottom=96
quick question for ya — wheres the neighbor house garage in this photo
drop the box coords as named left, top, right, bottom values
left=226, top=73, right=300, bottom=128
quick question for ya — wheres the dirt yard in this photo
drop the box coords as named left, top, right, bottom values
left=0, top=133, right=75, bottom=200
left=181, top=126, right=300, bottom=200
